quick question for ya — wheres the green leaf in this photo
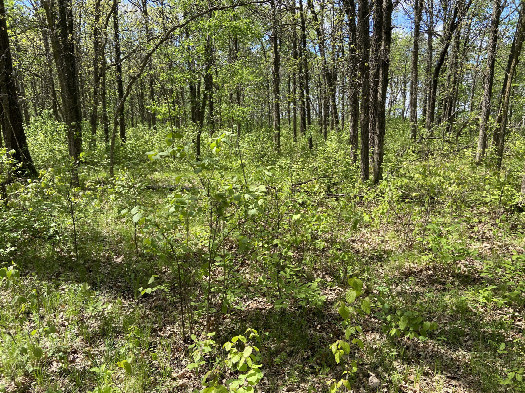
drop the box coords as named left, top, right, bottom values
left=243, top=346, right=253, bottom=358
left=118, top=359, right=132, bottom=375
left=361, top=297, right=371, bottom=314
left=345, top=290, right=357, bottom=304
left=132, top=212, right=143, bottom=223
left=399, top=315, right=409, bottom=330
left=348, top=277, right=363, bottom=295
left=338, top=303, right=351, bottom=320
left=339, top=340, right=350, bottom=354
left=32, top=346, right=43, bottom=359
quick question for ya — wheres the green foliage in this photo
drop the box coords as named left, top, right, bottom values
left=328, top=277, right=371, bottom=392
left=189, top=329, right=264, bottom=393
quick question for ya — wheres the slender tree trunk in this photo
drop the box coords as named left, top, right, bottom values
left=426, top=2, right=465, bottom=133
left=494, top=0, right=525, bottom=169
left=299, top=0, right=311, bottom=134
left=90, top=0, right=101, bottom=145
left=422, top=0, right=433, bottom=130
left=298, top=0, right=307, bottom=136
left=292, top=2, right=298, bottom=142
left=410, top=0, right=422, bottom=140
left=101, top=56, right=109, bottom=144
left=307, top=0, right=330, bottom=139
left=372, top=0, right=393, bottom=184
left=113, top=0, right=125, bottom=142
left=271, top=0, right=281, bottom=152
left=358, top=0, right=370, bottom=180
left=342, top=0, right=358, bottom=162
left=141, top=0, right=156, bottom=129
left=0, top=0, right=36, bottom=176
left=370, top=0, right=383, bottom=155
left=476, top=0, right=502, bottom=163
left=42, top=0, right=83, bottom=185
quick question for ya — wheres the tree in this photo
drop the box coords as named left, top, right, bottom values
left=0, top=0, right=36, bottom=176
left=113, top=0, right=125, bottom=142
left=42, top=0, right=83, bottom=184
left=493, top=0, right=525, bottom=169
left=371, top=0, right=393, bottom=184
left=271, top=0, right=281, bottom=152
left=342, top=0, right=358, bottom=162
left=410, top=0, right=422, bottom=141
left=358, top=0, right=370, bottom=181
left=475, top=0, right=502, bottom=163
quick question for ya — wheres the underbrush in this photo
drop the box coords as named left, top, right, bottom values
left=1, top=119, right=524, bottom=392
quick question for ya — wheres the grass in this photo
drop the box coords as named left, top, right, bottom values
left=0, top=119, right=524, bottom=392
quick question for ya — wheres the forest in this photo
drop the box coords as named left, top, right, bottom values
left=1, top=0, right=525, bottom=391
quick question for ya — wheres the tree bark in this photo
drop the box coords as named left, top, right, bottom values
left=271, top=0, right=281, bottom=152
left=494, top=0, right=525, bottom=169
left=0, top=0, right=36, bottom=176
left=342, top=0, right=358, bottom=162
left=372, top=0, right=393, bottom=184
left=113, top=0, right=125, bottom=142
left=42, top=0, right=83, bottom=184
left=410, top=0, right=422, bottom=140
left=475, top=0, right=502, bottom=163
left=425, top=1, right=466, bottom=133
left=358, top=0, right=370, bottom=180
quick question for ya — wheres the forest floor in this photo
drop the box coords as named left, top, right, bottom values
left=1, top=121, right=524, bottom=393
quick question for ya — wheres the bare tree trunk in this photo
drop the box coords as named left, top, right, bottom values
left=372, top=0, right=393, bottom=184
left=476, top=0, right=501, bottom=163
left=299, top=0, right=311, bottom=134
left=410, top=0, right=422, bottom=140
left=113, top=0, right=125, bottom=142
left=0, top=0, right=36, bottom=176
left=141, top=0, right=156, bottom=129
left=90, top=0, right=102, bottom=144
left=425, top=1, right=466, bottom=133
left=422, top=0, right=433, bottom=130
left=42, top=0, right=83, bottom=185
left=271, top=0, right=281, bottom=152
left=494, top=0, right=525, bottom=169
left=307, top=0, right=330, bottom=139
left=292, top=1, right=298, bottom=142
left=342, top=0, right=358, bottom=162
left=358, top=0, right=370, bottom=180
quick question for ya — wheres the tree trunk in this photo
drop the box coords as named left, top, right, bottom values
left=410, top=0, right=422, bottom=140
left=113, top=0, right=125, bottom=142
left=141, top=0, right=156, bottom=129
left=90, top=0, right=102, bottom=144
left=358, top=0, right=370, bottom=180
left=494, top=0, right=525, bottom=169
left=475, top=0, right=502, bottom=163
left=422, top=0, right=433, bottom=130
left=372, top=0, right=393, bottom=184
left=425, top=2, right=466, bottom=133
left=307, top=0, right=330, bottom=139
left=0, top=0, right=36, bottom=176
left=342, top=0, right=358, bottom=162
left=292, top=2, right=298, bottom=142
left=271, top=0, right=281, bottom=152
left=42, top=0, right=83, bottom=184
